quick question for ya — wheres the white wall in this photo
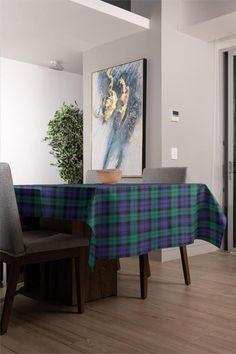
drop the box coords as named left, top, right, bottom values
left=83, top=0, right=162, bottom=179
left=0, top=58, right=83, bottom=184
left=161, top=0, right=218, bottom=259
left=161, top=0, right=215, bottom=187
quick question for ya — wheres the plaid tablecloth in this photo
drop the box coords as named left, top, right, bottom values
left=15, top=184, right=226, bottom=268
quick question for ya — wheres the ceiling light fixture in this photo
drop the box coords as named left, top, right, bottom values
left=49, top=60, right=64, bottom=71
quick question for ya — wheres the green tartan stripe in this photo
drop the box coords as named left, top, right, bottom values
left=96, top=225, right=199, bottom=246
left=94, top=208, right=196, bottom=224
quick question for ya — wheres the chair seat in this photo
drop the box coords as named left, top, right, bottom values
left=23, top=230, right=89, bottom=254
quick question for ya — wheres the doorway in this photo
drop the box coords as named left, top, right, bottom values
left=225, top=49, right=236, bottom=251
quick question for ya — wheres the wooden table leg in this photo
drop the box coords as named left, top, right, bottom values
left=75, top=248, right=87, bottom=313
left=179, top=245, right=191, bottom=285
left=72, top=221, right=117, bottom=303
left=116, top=258, right=121, bottom=270
left=139, top=254, right=149, bottom=299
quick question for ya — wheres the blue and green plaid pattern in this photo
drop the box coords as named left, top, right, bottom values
left=15, top=184, right=226, bottom=268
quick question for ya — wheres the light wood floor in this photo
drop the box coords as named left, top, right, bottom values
left=0, top=251, right=235, bottom=354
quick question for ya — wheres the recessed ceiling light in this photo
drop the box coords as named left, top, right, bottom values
left=49, top=60, right=64, bottom=71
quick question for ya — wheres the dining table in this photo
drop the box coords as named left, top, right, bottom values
left=14, top=182, right=226, bottom=304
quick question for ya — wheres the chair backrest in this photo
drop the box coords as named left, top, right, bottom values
left=142, top=167, right=187, bottom=183
left=0, top=163, right=24, bottom=256
left=85, top=170, right=100, bottom=184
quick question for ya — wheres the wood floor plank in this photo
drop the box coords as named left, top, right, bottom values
left=191, top=333, right=236, bottom=354
left=0, top=344, right=17, bottom=354
left=0, top=251, right=235, bottom=354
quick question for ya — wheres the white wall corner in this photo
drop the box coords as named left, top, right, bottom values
left=159, top=240, right=218, bottom=262
left=148, top=241, right=218, bottom=263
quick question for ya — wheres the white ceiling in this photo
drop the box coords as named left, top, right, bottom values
left=0, top=0, right=149, bottom=74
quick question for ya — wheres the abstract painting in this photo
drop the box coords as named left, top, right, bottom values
left=91, top=59, right=146, bottom=177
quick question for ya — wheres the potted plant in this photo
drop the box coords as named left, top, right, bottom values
left=44, top=102, right=83, bottom=184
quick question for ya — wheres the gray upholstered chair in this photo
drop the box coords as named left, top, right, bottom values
left=142, top=167, right=187, bottom=183
left=0, top=163, right=89, bottom=335
left=139, top=167, right=190, bottom=299
left=85, top=170, right=100, bottom=184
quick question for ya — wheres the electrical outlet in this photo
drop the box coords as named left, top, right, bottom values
left=171, top=147, right=178, bottom=160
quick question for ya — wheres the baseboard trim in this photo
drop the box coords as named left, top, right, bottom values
left=149, top=241, right=218, bottom=262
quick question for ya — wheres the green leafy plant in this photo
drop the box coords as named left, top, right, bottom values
left=43, top=102, right=83, bottom=184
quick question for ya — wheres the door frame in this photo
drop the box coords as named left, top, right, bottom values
left=225, top=49, right=236, bottom=251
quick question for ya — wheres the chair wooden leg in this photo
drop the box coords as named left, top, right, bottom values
left=139, top=254, right=149, bottom=299
left=75, top=248, right=87, bottom=313
left=6, top=264, right=11, bottom=283
left=179, top=245, right=191, bottom=285
left=1, top=263, right=20, bottom=335
left=0, top=262, right=3, bottom=283
left=146, top=254, right=151, bottom=278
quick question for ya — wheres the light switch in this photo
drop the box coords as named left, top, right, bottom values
left=171, top=147, right=178, bottom=160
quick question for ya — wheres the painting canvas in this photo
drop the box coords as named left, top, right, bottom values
left=91, top=59, right=146, bottom=177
